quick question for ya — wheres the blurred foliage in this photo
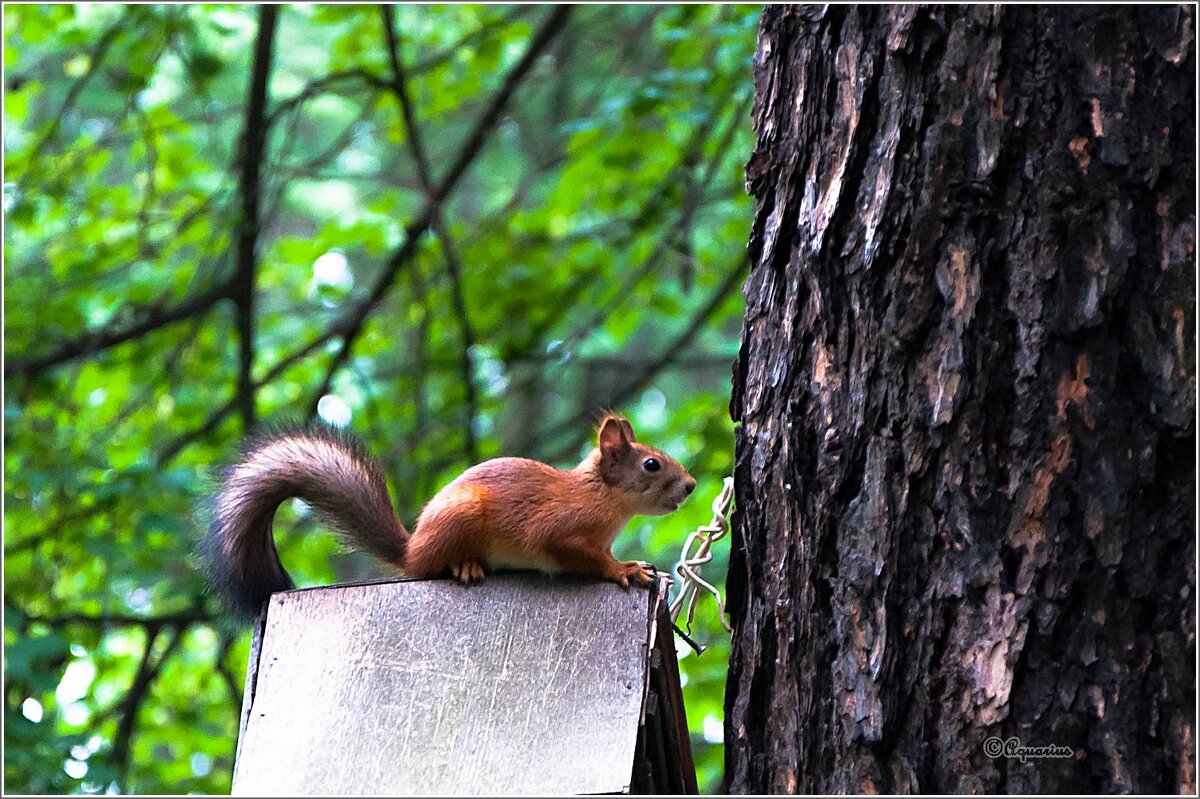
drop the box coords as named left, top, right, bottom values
left=3, top=4, right=757, bottom=794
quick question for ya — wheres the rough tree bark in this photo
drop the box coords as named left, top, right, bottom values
left=727, top=5, right=1194, bottom=794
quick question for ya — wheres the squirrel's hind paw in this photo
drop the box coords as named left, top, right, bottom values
left=451, top=559, right=487, bottom=586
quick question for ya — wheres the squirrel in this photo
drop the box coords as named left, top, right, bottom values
left=199, top=413, right=696, bottom=619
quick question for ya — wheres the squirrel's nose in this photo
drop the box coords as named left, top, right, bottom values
left=684, top=478, right=696, bottom=495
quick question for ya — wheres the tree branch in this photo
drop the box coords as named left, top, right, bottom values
left=155, top=6, right=573, bottom=465
left=18, top=609, right=213, bottom=629
left=216, top=635, right=246, bottom=716
left=154, top=322, right=343, bottom=466
left=397, top=262, right=436, bottom=508
left=110, top=624, right=188, bottom=787
left=303, top=5, right=572, bottom=417
left=133, top=109, right=160, bottom=259
left=232, top=5, right=279, bottom=433
left=4, top=281, right=233, bottom=379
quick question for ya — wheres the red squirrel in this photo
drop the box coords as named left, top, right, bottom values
left=200, top=413, right=696, bottom=618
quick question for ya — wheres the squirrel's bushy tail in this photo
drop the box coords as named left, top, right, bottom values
left=199, top=424, right=409, bottom=620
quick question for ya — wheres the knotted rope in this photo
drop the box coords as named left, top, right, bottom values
left=669, top=476, right=734, bottom=637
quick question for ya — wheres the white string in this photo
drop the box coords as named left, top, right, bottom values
left=669, top=476, right=734, bottom=634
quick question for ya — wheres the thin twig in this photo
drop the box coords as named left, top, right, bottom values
left=369, top=352, right=738, bottom=377
left=264, top=8, right=533, bottom=126
left=133, top=109, right=160, bottom=259
left=409, top=6, right=535, bottom=74
left=22, top=11, right=126, bottom=169
left=266, top=68, right=390, bottom=126
left=515, top=91, right=740, bottom=359
left=541, top=253, right=750, bottom=462
left=399, top=263, right=436, bottom=507
left=381, top=5, right=481, bottom=462
left=527, top=94, right=752, bottom=461
left=154, top=321, right=346, bottom=465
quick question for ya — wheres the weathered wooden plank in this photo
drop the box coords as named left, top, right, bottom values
left=232, top=572, right=654, bottom=796
left=231, top=609, right=265, bottom=785
left=649, top=601, right=698, bottom=795
left=628, top=596, right=699, bottom=796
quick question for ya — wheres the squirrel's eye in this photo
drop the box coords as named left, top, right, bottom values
left=642, top=458, right=661, bottom=472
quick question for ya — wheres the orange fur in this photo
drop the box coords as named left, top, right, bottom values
left=397, top=416, right=695, bottom=585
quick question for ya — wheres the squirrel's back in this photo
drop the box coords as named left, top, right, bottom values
left=410, top=455, right=626, bottom=567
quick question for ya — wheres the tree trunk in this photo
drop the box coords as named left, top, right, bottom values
left=726, top=5, right=1195, bottom=794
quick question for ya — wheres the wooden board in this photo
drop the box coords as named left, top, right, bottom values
left=629, top=594, right=699, bottom=795
left=232, top=572, right=655, bottom=796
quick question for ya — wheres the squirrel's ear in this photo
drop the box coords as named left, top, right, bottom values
left=618, top=418, right=636, bottom=442
left=598, top=416, right=631, bottom=459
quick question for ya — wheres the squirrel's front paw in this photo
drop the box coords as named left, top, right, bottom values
left=622, top=560, right=656, bottom=589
